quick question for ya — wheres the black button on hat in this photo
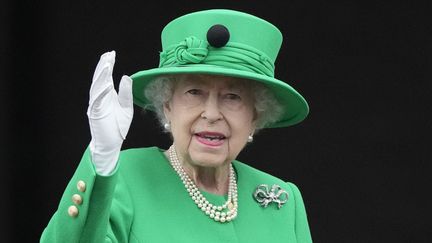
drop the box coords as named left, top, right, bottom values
left=207, top=24, right=230, bottom=48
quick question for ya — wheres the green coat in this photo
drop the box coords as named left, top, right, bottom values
left=41, top=147, right=313, bottom=242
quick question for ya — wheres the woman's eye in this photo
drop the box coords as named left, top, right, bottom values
left=225, top=93, right=241, bottom=100
left=186, top=89, right=202, bottom=95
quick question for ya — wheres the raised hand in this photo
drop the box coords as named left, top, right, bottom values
left=87, top=51, right=133, bottom=175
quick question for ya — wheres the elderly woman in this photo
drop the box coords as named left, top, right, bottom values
left=41, top=9, right=313, bottom=242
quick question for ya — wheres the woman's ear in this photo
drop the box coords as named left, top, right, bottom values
left=163, top=101, right=171, bottom=121
left=251, top=110, right=258, bottom=128
left=252, top=108, right=259, bottom=123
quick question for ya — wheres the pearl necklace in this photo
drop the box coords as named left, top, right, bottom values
left=168, top=145, right=238, bottom=223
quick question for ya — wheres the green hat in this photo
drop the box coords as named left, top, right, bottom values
left=131, top=9, right=309, bottom=128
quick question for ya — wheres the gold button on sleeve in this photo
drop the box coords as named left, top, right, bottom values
left=68, top=205, right=79, bottom=217
left=77, top=180, right=86, bottom=192
left=72, top=194, right=83, bottom=205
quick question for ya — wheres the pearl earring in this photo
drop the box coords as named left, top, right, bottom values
left=247, top=135, right=254, bottom=143
left=164, top=122, right=171, bottom=131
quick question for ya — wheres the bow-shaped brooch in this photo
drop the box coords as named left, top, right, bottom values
left=253, top=184, right=289, bottom=209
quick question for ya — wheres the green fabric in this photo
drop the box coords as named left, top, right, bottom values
left=131, top=9, right=310, bottom=128
left=41, top=147, right=312, bottom=242
left=159, top=37, right=275, bottom=77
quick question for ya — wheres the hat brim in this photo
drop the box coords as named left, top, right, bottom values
left=130, top=65, right=309, bottom=128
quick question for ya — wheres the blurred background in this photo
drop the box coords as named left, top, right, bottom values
left=1, top=1, right=430, bottom=242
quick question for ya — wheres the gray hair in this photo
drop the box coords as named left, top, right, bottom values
left=143, top=75, right=283, bottom=131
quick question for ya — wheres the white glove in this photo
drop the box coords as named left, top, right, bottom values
left=87, top=51, right=133, bottom=175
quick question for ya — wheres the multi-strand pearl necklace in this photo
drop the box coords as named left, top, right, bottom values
left=168, top=145, right=238, bottom=223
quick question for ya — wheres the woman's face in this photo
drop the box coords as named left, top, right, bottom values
left=164, top=74, right=256, bottom=168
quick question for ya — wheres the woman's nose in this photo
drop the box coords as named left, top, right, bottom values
left=200, top=94, right=223, bottom=123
